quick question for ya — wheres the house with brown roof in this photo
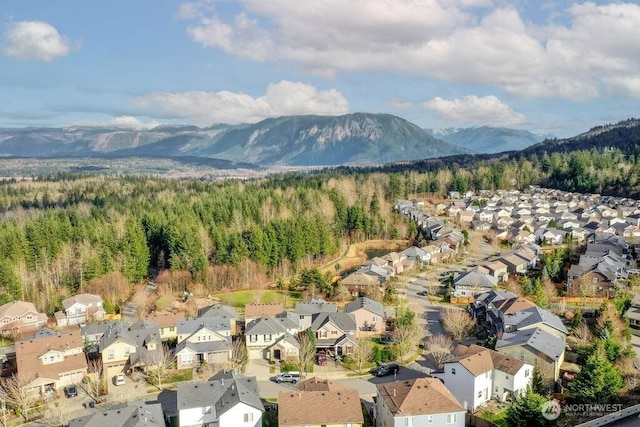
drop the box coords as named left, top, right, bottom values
left=432, top=344, right=533, bottom=410
left=15, top=327, right=88, bottom=396
left=0, top=301, right=47, bottom=338
left=244, top=303, right=284, bottom=324
left=56, top=293, right=105, bottom=327
left=146, top=310, right=185, bottom=341
left=344, top=297, right=385, bottom=333
left=279, top=378, right=363, bottom=427
left=374, top=378, right=465, bottom=427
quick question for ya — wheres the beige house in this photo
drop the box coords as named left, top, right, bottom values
left=146, top=310, right=185, bottom=341
left=244, top=303, right=284, bottom=324
left=0, top=300, right=47, bottom=337
left=344, top=297, right=385, bottom=334
left=496, top=327, right=566, bottom=383
left=57, top=293, right=105, bottom=327
left=15, top=327, right=87, bottom=396
left=175, top=317, right=232, bottom=368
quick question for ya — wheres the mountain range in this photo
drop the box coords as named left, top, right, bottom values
left=0, top=113, right=468, bottom=167
left=2, top=114, right=637, bottom=169
left=424, top=126, right=553, bottom=153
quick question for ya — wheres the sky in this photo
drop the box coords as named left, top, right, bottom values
left=1, top=0, right=639, bottom=137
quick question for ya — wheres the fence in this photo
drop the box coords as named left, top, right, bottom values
left=574, top=403, right=640, bottom=427
left=466, top=413, right=499, bottom=427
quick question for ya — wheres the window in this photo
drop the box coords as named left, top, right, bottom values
left=169, top=327, right=175, bottom=332
left=427, top=415, right=433, bottom=424
left=107, top=349, right=114, bottom=360
left=525, top=369, right=530, bottom=377
left=331, top=330, right=338, bottom=336
left=202, top=406, right=212, bottom=415
left=592, top=277, right=598, bottom=283
left=447, top=413, right=457, bottom=424
left=505, top=375, right=509, bottom=380
left=451, top=368, right=456, bottom=375
left=125, top=347, right=130, bottom=355
left=26, top=315, right=33, bottom=320
left=485, top=371, right=490, bottom=378
left=403, top=417, right=413, bottom=427
left=372, top=316, right=378, bottom=322
left=244, top=413, right=253, bottom=422
left=478, top=390, right=482, bottom=398
left=264, top=334, right=272, bottom=342
left=250, top=335, right=257, bottom=343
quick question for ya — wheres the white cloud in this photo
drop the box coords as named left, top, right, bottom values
left=130, top=80, right=349, bottom=125
left=180, top=1, right=640, bottom=100
left=390, top=98, right=412, bottom=109
left=1, top=21, right=77, bottom=61
left=424, top=95, right=526, bottom=127
left=67, top=116, right=162, bottom=130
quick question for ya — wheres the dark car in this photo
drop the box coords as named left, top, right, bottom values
left=378, top=335, right=395, bottom=345
left=64, top=385, right=78, bottom=398
left=373, top=363, right=400, bottom=377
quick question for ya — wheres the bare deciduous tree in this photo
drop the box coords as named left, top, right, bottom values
left=37, top=406, right=73, bottom=427
left=229, top=338, right=248, bottom=373
left=570, top=323, right=594, bottom=347
left=350, top=338, right=374, bottom=374
left=425, top=334, right=455, bottom=369
left=441, top=307, right=475, bottom=341
left=83, top=359, right=105, bottom=401
left=297, top=330, right=316, bottom=377
left=394, top=317, right=420, bottom=361
left=541, top=280, right=557, bottom=309
left=1, top=374, right=38, bottom=421
left=145, top=346, right=175, bottom=390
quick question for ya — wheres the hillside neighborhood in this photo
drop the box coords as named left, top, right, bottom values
left=2, top=185, right=640, bottom=426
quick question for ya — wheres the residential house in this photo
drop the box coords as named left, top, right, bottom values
left=15, top=327, right=87, bottom=396
left=175, top=317, right=232, bottom=369
left=624, top=294, right=640, bottom=336
left=341, top=271, right=381, bottom=292
left=279, top=378, right=364, bottom=427
left=80, top=320, right=127, bottom=347
left=99, top=320, right=162, bottom=380
left=245, top=317, right=299, bottom=360
left=374, top=378, right=466, bottom=427
left=294, top=299, right=337, bottom=330
left=457, top=209, right=475, bottom=224
left=69, top=401, right=164, bottom=427
left=56, top=293, right=105, bottom=327
left=498, top=254, right=528, bottom=275
left=452, top=271, right=498, bottom=297
left=146, top=310, right=185, bottom=341
left=243, top=303, right=284, bottom=325
left=344, top=297, right=385, bottom=333
left=0, top=301, right=47, bottom=337
left=177, top=371, right=264, bottom=427
left=502, top=306, right=568, bottom=339
left=400, top=246, right=430, bottom=265
left=538, top=228, right=566, bottom=245
left=496, top=327, right=565, bottom=383
left=311, top=312, right=357, bottom=355
left=433, top=344, right=533, bottom=410
left=482, top=260, right=508, bottom=281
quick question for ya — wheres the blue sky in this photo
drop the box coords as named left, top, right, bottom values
left=1, top=0, right=639, bottom=137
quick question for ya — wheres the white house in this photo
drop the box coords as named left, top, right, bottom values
left=57, top=293, right=105, bottom=326
left=433, top=344, right=533, bottom=410
left=177, top=371, right=264, bottom=427
left=375, top=378, right=465, bottom=427
left=245, top=317, right=299, bottom=360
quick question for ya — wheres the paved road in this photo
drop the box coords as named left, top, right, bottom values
left=122, top=281, right=158, bottom=322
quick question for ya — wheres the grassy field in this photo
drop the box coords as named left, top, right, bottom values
left=211, top=289, right=302, bottom=309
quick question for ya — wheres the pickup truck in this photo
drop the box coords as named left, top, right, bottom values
left=272, top=372, right=301, bottom=384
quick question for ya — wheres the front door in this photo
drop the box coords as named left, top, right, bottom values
left=274, top=349, right=281, bottom=360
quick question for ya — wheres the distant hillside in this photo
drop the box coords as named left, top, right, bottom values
left=425, top=126, right=551, bottom=153
left=0, top=113, right=469, bottom=166
left=521, top=118, right=640, bottom=156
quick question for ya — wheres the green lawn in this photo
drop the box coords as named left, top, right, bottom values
left=478, top=410, right=508, bottom=427
left=211, top=289, right=302, bottom=309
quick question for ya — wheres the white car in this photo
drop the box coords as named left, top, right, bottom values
left=114, top=374, right=126, bottom=386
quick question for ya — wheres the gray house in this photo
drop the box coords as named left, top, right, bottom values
left=69, top=401, right=164, bottom=427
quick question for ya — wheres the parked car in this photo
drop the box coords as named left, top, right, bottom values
left=272, top=372, right=301, bottom=384
left=114, top=374, right=126, bottom=386
left=64, top=385, right=78, bottom=398
left=316, top=351, right=327, bottom=366
left=372, top=363, right=400, bottom=377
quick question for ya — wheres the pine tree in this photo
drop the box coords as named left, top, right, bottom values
left=568, top=344, right=623, bottom=402
left=505, top=391, right=556, bottom=427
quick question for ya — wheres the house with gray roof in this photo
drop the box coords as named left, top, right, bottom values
left=57, top=293, right=106, bottom=327
left=344, top=297, right=385, bottom=333
left=69, top=401, right=164, bottom=427
left=175, top=317, right=233, bottom=369
left=452, top=271, right=498, bottom=298
left=294, top=299, right=337, bottom=330
left=624, top=293, right=640, bottom=336
left=311, top=312, right=357, bottom=355
left=177, top=372, right=264, bottom=427
left=245, top=317, right=299, bottom=360
left=502, top=306, right=568, bottom=339
left=81, top=320, right=128, bottom=347
left=197, top=304, right=237, bottom=333
left=99, top=320, right=162, bottom=379
left=496, top=327, right=565, bottom=383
